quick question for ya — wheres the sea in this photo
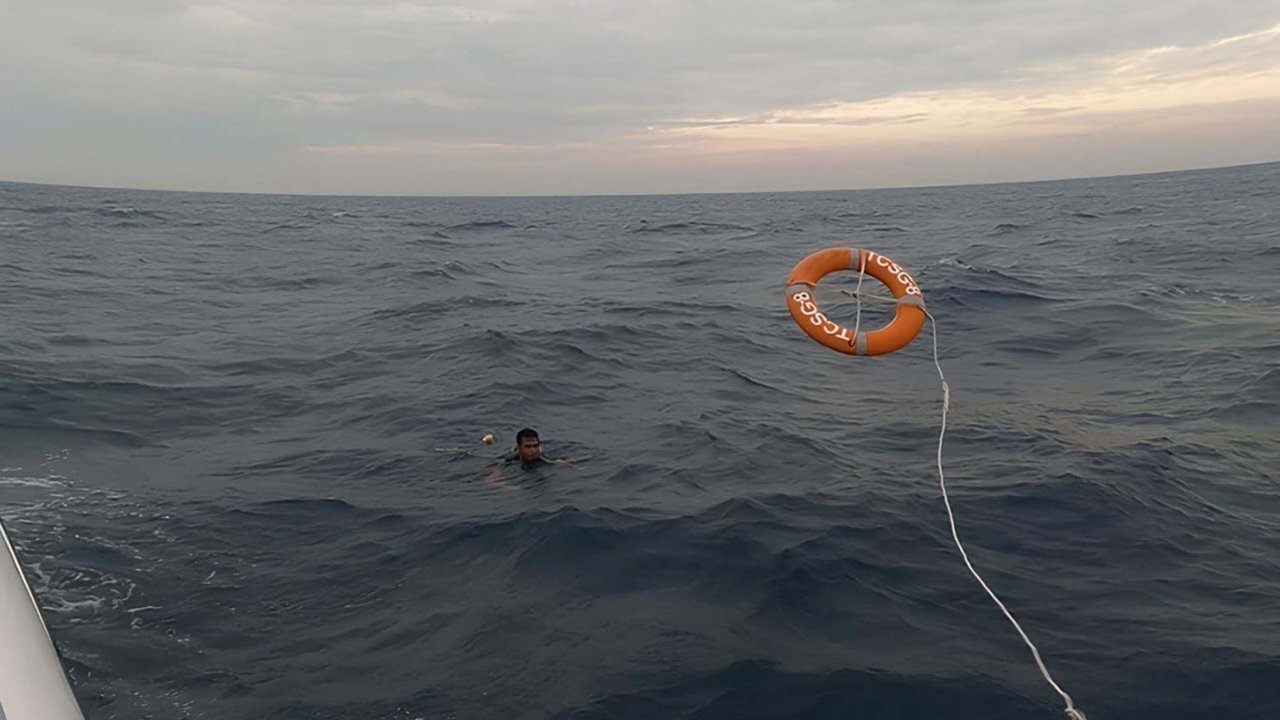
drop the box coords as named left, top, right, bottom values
left=2, top=162, right=1278, bottom=720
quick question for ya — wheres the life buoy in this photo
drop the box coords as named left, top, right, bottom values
left=785, top=247, right=925, bottom=356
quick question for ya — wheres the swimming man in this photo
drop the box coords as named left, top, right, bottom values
left=487, top=428, right=572, bottom=485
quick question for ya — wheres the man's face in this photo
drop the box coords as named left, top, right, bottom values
left=517, top=437, right=542, bottom=463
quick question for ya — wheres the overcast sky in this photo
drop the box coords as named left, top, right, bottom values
left=3, top=1, right=1279, bottom=196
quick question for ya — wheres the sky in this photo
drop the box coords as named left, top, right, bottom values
left=3, top=0, right=1280, bottom=196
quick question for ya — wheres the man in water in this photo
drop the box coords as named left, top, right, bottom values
left=487, top=428, right=572, bottom=485
left=509, top=427, right=551, bottom=468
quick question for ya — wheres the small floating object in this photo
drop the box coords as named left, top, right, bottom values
left=785, top=247, right=925, bottom=356
left=481, top=434, right=496, bottom=445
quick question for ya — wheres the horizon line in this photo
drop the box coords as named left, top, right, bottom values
left=3, top=158, right=1277, bottom=202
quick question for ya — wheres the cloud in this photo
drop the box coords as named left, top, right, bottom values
left=358, top=3, right=513, bottom=24
left=2, top=1, right=1279, bottom=193
left=636, top=21, right=1280, bottom=153
left=185, top=3, right=261, bottom=31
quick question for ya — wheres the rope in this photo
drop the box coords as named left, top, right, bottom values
left=923, top=310, right=1087, bottom=720
left=839, top=288, right=902, bottom=305
left=844, top=263, right=1087, bottom=720
left=850, top=251, right=869, bottom=342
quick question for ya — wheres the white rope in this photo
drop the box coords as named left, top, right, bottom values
left=840, top=290, right=896, bottom=303
left=844, top=259, right=1086, bottom=719
left=923, top=309, right=1088, bottom=720
left=850, top=250, right=868, bottom=344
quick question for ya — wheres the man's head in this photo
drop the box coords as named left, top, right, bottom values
left=515, top=428, right=541, bottom=463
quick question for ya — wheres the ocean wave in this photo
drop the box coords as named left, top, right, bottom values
left=627, top=220, right=754, bottom=235
left=989, top=222, right=1028, bottom=235
left=445, top=219, right=518, bottom=232
left=95, top=206, right=168, bottom=221
left=553, top=659, right=1047, bottom=720
left=4, top=165, right=1280, bottom=719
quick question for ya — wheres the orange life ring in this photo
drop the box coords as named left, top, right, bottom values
left=785, top=247, right=926, bottom=356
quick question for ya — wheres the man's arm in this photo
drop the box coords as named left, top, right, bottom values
left=487, top=466, right=510, bottom=487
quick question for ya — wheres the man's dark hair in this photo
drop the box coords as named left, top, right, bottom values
left=516, top=428, right=539, bottom=444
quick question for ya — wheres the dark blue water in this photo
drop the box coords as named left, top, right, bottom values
left=2, top=163, right=1279, bottom=720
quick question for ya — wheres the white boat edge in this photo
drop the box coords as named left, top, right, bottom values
left=0, top=517, right=86, bottom=720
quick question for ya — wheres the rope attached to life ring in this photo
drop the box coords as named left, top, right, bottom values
left=844, top=256, right=1089, bottom=720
